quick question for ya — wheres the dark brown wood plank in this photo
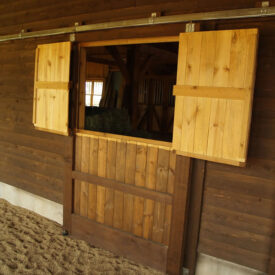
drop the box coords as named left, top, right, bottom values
left=0, top=161, right=62, bottom=203
left=198, top=238, right=269, bottom=272
left=63, top=41, right=78, bottom=231
left=167, top=155, right=192, bottom=275
left=201, top=204, right=274, bottom=237
left=203, top=186, right=275, bottom=220
left=71, top=213, right=167, bottom=272
left=205, top=165, right=275, bottom=199
left=269, top=236, right=275, bottom=275
left=63, top=136, right=74, bottom=232
left=183, top=159, right=206, bottom=275
left=200, top=220, right=271, bottom=255
left=74, top=137, right=82, bottom=215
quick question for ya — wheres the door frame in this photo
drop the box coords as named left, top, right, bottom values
left=63, top=34, right=198, bottom=275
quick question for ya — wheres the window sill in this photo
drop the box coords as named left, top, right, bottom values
left=76, top=129, right=172, bottom=150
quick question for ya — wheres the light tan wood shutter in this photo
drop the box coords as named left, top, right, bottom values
left=172, top=29, right=258, bottom=166
left=33, top=42, right=71, bottom=136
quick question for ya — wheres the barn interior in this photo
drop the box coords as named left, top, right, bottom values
left=84, top=43, right=178, bottom=142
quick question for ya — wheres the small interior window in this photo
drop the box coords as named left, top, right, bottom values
left=85, top=80, right=104, bottom=107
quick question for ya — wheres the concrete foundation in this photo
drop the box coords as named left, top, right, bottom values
left=0, top=181, right=63, bottom=224
left=196, top=253, right=265, bottom=275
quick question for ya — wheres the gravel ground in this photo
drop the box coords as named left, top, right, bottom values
left=0, top=199, right=163, bottom=275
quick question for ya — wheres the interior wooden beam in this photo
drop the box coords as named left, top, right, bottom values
left=139, top=44, right=178, bottom=61
left=161, top=80, right=170, bottom=133
left=149, top=43, right=178, bottom=54
left=86, top=56, right=117, bottom=66
left=153, top=107, right=161, bottom=130
left=138, top=54, right=154, bottom=80
left=137, top=108, right=149, bottom=129
left=105, top=46, right=130, bottom=83
left=147, top=79, right=154, bottom=131
left=128, top=46, right=140, bottom=129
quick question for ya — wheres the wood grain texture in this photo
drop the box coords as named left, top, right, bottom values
left=72, top=170, right=173, bottom=204
left=268, top=236, right=275, bottom=275
left=143, top=146, right=158, bottom=240
left=74, top=136, right=82, bottom=215
left=79, top=136, right=90, bottom=217
left=33, top=42, right=71, bottom=135
left=167, top=155, right=192, bottom=275
left=123, top=142, right=136, bottom=232
left=62, top=135, right=74, bottom=232
left=71, top=213, right=167, bottom=272
left=133, top=144, right=147, bottom=237
left=184, top=159, right=206, bottom=275
left=104, top=140, right=116, bottom=226
left=73, top=134, right=174, bottom=246
left=96, top=138, right=107, bottom=223
left=172, top=29, right=259, bottom=166
left=78, top=47, right=86, bottom=129
left=152, top=149, right=170, bottom=243
left=87, top=137, right=98, bottom=220
left=114, top=141, right=126, bottom=229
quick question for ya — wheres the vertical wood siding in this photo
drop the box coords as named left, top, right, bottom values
left=197, top=18, right=275, bottom=273
left=73, top=134, right=175, bottom=245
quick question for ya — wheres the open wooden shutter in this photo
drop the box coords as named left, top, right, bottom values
left=33, top=42, right=71, bottom=135
left=172, top=29, right=258, bottom=166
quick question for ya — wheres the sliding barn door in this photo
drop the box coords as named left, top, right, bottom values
left=33, top=42, right=71, bottom=135
left=66, top=29, right=258, bottom=273
left=173, top=29, right=258, bottom=166
left=71, top=133, right=176, bottom=272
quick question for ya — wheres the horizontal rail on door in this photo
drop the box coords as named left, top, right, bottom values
left=72, top=170, right=173, bottom=204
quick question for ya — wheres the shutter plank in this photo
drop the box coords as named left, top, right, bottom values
left=172, top=29, right=258, bottom=166
left=33, top=42, right=71, bottom=135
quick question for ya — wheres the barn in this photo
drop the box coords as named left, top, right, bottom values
left=0, top=1, right=274, bottom=274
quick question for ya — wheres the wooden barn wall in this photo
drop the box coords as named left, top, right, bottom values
left=0, top=34, right=74, bottom=203
left=197, top=18, right=275, bottom=273
left=0, top=0, right=274, bottom=273
left=0, top=0, right=259, bottom=203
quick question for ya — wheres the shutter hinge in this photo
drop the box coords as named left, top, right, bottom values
left=185, top=22, right=200, bottom=33
left=260, top=1, right=269, bottom=7
left=70, top=33, right=76, bottom=42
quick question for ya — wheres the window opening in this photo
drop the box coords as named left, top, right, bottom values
left=82, top=42, right=178, bottom=142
